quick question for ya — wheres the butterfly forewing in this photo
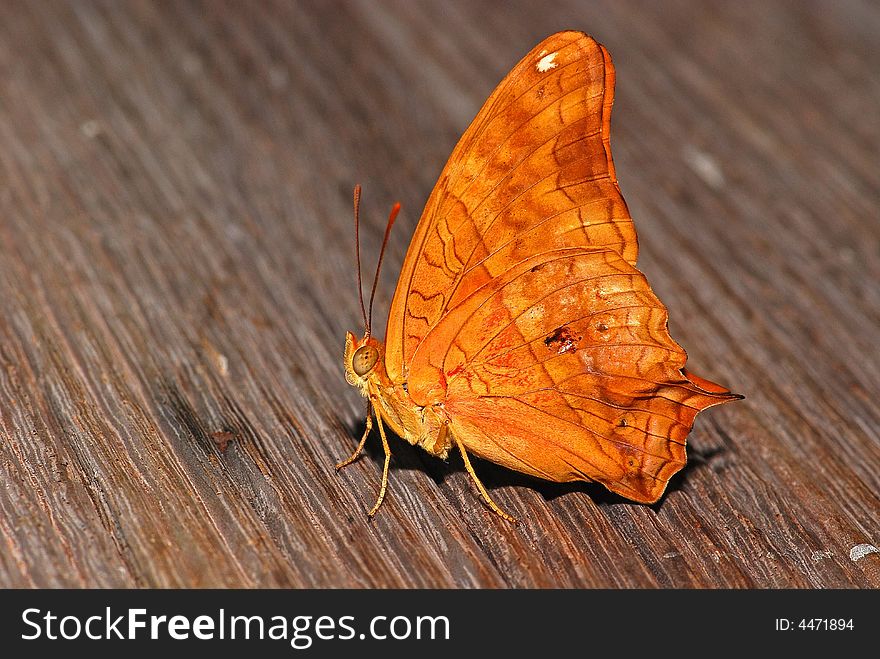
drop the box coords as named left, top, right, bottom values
left=386, top=32, right=637, bottom=383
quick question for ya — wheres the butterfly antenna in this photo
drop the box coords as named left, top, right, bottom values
left=366, top=200, right=401, bottom=339
left=353, top=184, right=369, bottom=334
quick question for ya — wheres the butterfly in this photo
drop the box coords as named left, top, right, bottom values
left=340, top=31, right=740, bottom=522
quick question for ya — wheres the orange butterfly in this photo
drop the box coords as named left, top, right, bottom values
left=341, top=31, right=740, bottom=522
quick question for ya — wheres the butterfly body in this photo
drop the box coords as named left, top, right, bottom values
left=344, top=332, right=452, bottom=460
left=340, top=31, right=740, bottom=521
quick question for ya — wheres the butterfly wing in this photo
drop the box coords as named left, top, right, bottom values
left=385, top=31, right=636, bottom=383
left=385, top=31, right=737, bottom=502
left=406, top=246, right=737, bottom=502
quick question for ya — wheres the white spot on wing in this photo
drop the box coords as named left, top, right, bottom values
left=536, top=51, right=558, bottom=73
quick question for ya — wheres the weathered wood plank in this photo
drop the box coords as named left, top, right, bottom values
left=0, top=0, right=877, bottom=588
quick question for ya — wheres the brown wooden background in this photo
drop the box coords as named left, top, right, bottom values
left=1, top=0, right=878, bottom=588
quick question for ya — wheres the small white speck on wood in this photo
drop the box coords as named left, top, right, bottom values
left=682, top=144, right=725, bottom=189
left=849, top=544, right=879, bottom=562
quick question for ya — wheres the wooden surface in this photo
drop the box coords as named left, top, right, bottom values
left=1, top=0, right=878, bottom=588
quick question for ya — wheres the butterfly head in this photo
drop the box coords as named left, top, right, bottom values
left=344, top=331, right=383, bottom=390
left=346, top=185, right=400, bottom=393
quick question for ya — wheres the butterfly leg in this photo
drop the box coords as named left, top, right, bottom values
left=453, top=434, right=518, bottom=524
left=335, top=400, right=373, bottom=470
left=368, top=409, right=392, bottom=518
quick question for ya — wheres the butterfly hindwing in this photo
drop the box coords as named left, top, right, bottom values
left=404, top=247, right=731, bottom=502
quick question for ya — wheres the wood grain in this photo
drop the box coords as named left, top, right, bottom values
left=0, top=0, right=877, bottom=588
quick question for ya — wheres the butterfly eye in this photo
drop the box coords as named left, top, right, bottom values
left=351, top=345, right=379, bottom=376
